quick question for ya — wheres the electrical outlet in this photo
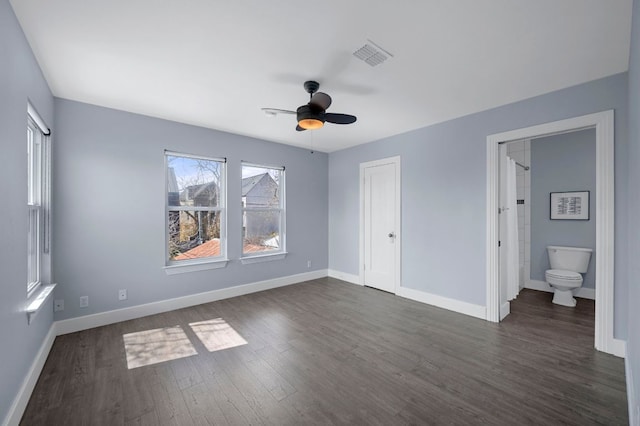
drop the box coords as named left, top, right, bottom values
left=307, top=260, right=312, bottom=268
left=54, top=299, right=64, bottom=312
left=79, top=295, right=88, bottom=308
left=118, top=289, right=127, bottom=301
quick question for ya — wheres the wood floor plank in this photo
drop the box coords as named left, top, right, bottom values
left=253, top=344, right=374, bottom=424
left=22, top=281, right=628, bottom=425
left=234, top=349, right=297, bottom=402
left=90, top=364, right=124, bottom=425
left=124, top=409, right=160, bottom=426
left=206, top=369, right=265, bottom=425
left=181, top=381, right=227, bottom=426
left=210, top=349, right=298, bottom=425
left=23, top=332, right=77, bottom=413
left=148, top=363, right=195, bottom=426
left=121, top=365, right=157, bottom=422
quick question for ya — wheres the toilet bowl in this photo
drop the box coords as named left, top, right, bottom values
left=545, top=246, right=592, bottom=307
left=545, top=269, right=583, bottom=307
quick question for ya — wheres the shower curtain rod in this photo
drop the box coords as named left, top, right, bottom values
left=515, top=161, right=530, bottom=171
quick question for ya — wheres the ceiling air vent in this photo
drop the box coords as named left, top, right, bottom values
left=353, top=40, right=393, bottom=67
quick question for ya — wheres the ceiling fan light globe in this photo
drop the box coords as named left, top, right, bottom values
left=298, top=118, right=324, bottom=130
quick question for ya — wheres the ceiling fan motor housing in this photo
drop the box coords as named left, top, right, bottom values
left=303, top=80, right=320, bottom=95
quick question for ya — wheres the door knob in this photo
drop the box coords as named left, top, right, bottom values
left=388, top=232, right=395, bottom=238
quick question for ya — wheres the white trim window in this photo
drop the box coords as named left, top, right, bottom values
left=27, top=114, right=50, bottom=295
left=165, top=151, right=227, bottom=265
left=241, top=162, right=285, bottom=258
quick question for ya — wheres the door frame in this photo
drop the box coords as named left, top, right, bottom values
left=486, top=110, right=623, bottom=357
left=359, top=156, right=402, bottom=293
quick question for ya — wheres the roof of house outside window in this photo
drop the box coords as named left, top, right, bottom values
left=173, top=238, right=273, bottom=260
left=242, top=173, right=273, bottom=196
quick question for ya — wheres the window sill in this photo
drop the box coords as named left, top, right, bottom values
left=164, top=259, right=229, bottom=275
left=26, top=283, right=57, bottom=325
left=240, top=252, right=288, bottom=265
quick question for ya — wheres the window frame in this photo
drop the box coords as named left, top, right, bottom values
left=164, top=151, right=228, bottom=272
left=27, top=114, right=50, bottom=297
left=240, top=162, right=286, bottom=262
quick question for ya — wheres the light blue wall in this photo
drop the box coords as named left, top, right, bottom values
left=530, top=129, right=596, bottom=288
left=328, top=73, right=628, bottom=338
left=626, top=0, right=640, bottom=421
left=52, top=99, right=328, bottom=321
left=0, top=0, right=55, bottom=422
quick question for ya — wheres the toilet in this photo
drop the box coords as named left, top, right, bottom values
left=545, top=245, right=592, bottom=307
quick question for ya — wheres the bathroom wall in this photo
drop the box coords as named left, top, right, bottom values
left=507, top=140, right=531, bottom=287
left=530, top=128, right=597, bottom=289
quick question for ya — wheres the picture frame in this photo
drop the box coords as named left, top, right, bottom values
left=550, top=191, right=590, bottom=220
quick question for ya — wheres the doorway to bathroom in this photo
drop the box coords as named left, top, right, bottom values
left=498, top=130, right=597, bottom=316
left=486, top=110, right=624, bottom=357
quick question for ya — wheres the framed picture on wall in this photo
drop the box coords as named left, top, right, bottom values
left=550, top=191, right=590, bottom=220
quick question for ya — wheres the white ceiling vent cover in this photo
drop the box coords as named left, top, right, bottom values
left=353, top=40, right=393, bottom=67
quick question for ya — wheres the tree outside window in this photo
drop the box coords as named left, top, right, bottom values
left=166, top=153, right=226, bottom=263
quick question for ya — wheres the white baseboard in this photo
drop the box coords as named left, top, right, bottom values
left=327, top=269, right=361, bottom=285
left=3, top=324, right=57, bottom=426
left=329, top=274, right=486, bottom=320
left=500, top=302, right=510, bottom=321
left=525, top=279, right=596, bottom=300
left=56, top=269, right=327, bottom=335
left=610, top=338, right=627, bottom=359
left=397, top=286, right=486, bottom=320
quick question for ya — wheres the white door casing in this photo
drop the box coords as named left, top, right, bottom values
left=485, top=110, right=622, bottom=357
left=498, top=143, right=510, bottom=320
left=360, top=156, right=401, bottom=293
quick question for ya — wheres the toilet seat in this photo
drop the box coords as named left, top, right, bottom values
left=545, top=269, right=583, bottom=294
left=545, top=269, right=582, bottom=281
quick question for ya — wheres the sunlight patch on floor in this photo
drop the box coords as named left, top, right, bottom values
left=123, top=325, right=197, bottom=369
left=189, top=318, right=248, bottom=352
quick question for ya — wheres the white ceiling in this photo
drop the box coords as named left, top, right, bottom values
left=10, top=0, right=633, bottom=152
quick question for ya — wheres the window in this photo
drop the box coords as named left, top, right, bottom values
left=27, top=112, right=49, bottom=295
left=241, top=163, right=285, bottom=257
left=165, top=152, right=226, bottom=265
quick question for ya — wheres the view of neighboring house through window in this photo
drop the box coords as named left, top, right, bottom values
left=27, top=114, right=48, bottom=295
left=241, top=163, right=285, bottom=256
left=166, top=152, right=226, bottom=264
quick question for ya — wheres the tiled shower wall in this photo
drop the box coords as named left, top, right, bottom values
left=507, top=140, right=531, bottom=288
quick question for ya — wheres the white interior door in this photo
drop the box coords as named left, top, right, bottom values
left=362, top=157, right=400, bottom=293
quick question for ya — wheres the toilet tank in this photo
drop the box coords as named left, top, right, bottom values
left=547, top=246, right=592, bottom=273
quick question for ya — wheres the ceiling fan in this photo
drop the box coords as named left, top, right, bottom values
left=262, top=81, right=357, bottom=131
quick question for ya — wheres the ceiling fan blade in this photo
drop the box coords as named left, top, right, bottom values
left=325, top=113, right=357, bottom=125
left=296, top=125, right=306, bottom=132
left=309, top=92, right=332, bottom=110
left=261, top=108, right=296, bottom=115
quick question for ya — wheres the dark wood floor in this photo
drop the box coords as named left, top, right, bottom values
left=22, top=279, right=628, bottom=425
